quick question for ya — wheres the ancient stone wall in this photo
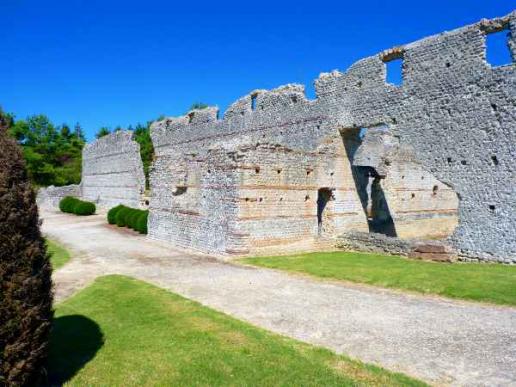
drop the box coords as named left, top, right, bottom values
left=81, top=131, right=145, bottom=209
left=149, top=12, right=514, bottom=262
left=36, top=184, right=81, bottom=209
left=316, top=12, right=515, bottom=262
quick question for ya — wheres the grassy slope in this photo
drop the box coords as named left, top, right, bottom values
left=46, top=239, right=71, bottom=269
left=46, top=275, right=425, bottom=386
left=242, top=252, right=516, bottom=306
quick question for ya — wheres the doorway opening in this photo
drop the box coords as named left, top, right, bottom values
left=317, top=188, right=333, bottom=236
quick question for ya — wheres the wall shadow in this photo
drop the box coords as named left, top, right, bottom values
left=43, top=315, right=104, bottom=386
left=341, top=129, right=397, bottom=237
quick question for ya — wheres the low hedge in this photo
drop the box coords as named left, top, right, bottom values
left=59, top=196, right=96, bottom=216
left=107, top=204, right=124, bottom=224
left=108, top=204, right=148, bottom=234
left=136, top=211, right=149, bottom=234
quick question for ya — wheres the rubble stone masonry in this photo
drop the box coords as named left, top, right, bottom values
left=79, top=12, right=515, bottom=262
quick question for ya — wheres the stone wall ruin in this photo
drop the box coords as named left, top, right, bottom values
left=148, top=12, right=515, bottom=262
left=81, top=131, right=145, bottom=208
left=47, top=13, right=514, bottom=262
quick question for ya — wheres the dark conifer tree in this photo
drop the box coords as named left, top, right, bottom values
left=0, top=111, right=53, bottom=385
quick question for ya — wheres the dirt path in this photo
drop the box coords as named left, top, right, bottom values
left=42, top=210, right=516, bottom=386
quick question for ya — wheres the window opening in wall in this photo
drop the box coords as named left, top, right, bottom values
left=384, top=57, right=403, bottom=86
left=485, top=28, right=513, bottom=67
left=489, top=205, right=495, bottom=211
left=251, top=94, right=257, bottom=111
left=491, top=155, right=499, bottom=166
left=432, top=185, right=438, bottom=195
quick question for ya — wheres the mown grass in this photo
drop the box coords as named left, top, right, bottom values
left=45, top=275, right=425, bottom=386
left=241, top=252, right=516, bottom=306
left=46, top=239, right=71, bottom=269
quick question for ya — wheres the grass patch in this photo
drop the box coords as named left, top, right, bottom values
left=46, top=275, right=424, bottom=386
left=241, top=252, right=516, bottom=306
left=46, top=239, right=71, bottom=270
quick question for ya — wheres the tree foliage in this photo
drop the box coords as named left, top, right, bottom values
left=0, top=111, right=53, bottom=385
left=9, top=114, right=85, bottom=187
left=95, top=127, right=110, bottom=139
left=189, top=102, right=209, bottom=111
left=133, top=123, right=154, bottom=190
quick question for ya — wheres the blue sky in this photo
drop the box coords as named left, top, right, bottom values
left=1, top=0, right=513, bottom=140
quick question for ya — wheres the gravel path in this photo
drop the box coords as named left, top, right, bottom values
left=42, top=210, right=516, bottom=386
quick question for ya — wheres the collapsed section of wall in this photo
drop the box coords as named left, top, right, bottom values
left=351, top=126, right=459, bottom=239
left=36, top=184, right=81, bottom=209
left=82, top=131, right=145, bottom=208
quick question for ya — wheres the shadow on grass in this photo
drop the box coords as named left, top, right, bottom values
left=43, top=315, right=103, bottom=385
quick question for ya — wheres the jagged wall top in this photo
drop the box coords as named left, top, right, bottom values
left=151, top=12, right=514, bottom=151
left=83, top=130, right=140, bottom=158
left=150, top=84, right=313, bottom=149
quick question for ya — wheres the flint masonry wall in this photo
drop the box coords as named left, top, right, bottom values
left=315, top=12, right=516, bottom=262
left=149, top=88, right=369, bottom=255
left=150, top=12, right=515, bottom=262
left=82, top=131, right=145, bottom=208
left=36, top=184, right=81, bottom=209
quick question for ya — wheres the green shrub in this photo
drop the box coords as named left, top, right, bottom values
left=59, top=196, right=79, bottom=213
left=136, top=210, right=149, bottom=234
left=59, top=196, right=95, bottom=216
left=73, top=201, right=96, bottom=216
left=124, top=209, right=136, bottom=229
left=127, top=209, right=142, bottom=230
left=107, top=205, right=125, bottom=224
left=115, top=207, right=130, bottom=227
left=110, top=205, right=147, bottom=234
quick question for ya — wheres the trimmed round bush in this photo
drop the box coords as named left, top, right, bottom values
left=136, top=210, right=149, bottom=234
left=127, top=209, right=142, bottom=230
left=59, top=196, right=95, bottom=216
left=74, top=201, right=96, bottom=216
left=107, top=204, right=125, bottom=224
left=59, top=196, right=79, bottom=213
left=115, top=207, right=131, bottom=227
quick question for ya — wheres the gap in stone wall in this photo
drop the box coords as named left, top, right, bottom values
left=484, top=27, right=513, bottom=67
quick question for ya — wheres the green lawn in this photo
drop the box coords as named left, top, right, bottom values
left=46, top=239, right=71, bottom=269
left=45, top=275, right=424, bottom=386
left=241, top=252, right=516, bottom=306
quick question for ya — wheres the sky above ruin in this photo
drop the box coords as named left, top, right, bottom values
left=1, top=0, right=513, bottom=140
